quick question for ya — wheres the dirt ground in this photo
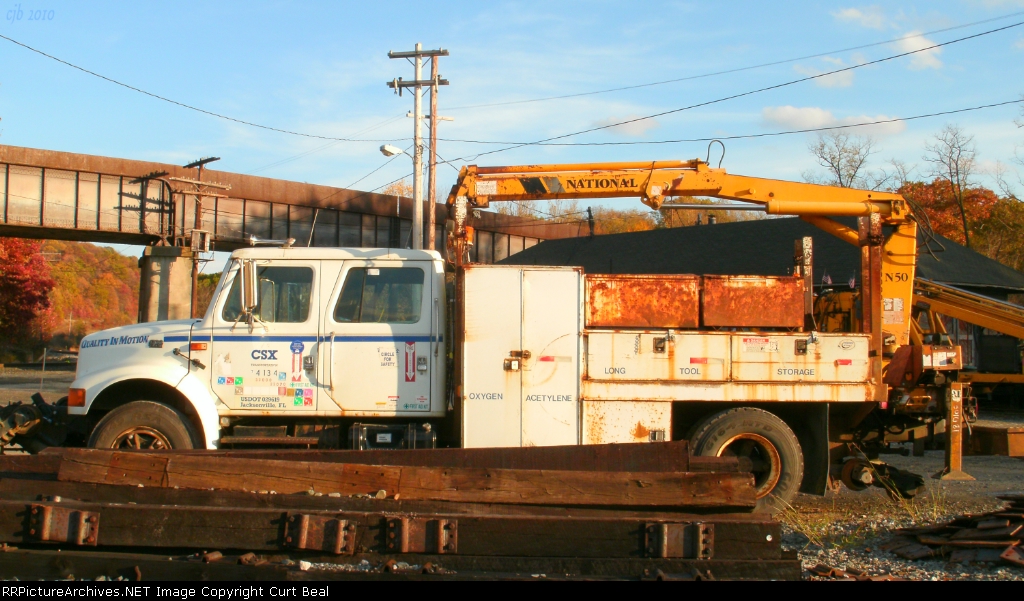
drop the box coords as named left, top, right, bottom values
left=0, top=366, right=74, bottom=406
left=1, top=366, right=1021, bottom=580
left=783, top=445, right=1024, bottom=580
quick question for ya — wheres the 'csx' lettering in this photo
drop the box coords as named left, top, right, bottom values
left=251, top=350, right=279, bottom=360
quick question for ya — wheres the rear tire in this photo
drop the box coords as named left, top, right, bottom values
left=88, top=401, right=197, bottom=450
left=689, top=407, right=803, bottom=512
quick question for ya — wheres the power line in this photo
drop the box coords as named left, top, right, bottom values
left=443, top=21, right=1024, bottom=163
left=246, top=114, right=406, bottom=174
left=4, top=12, right=1019, bottom=151
left=438, top=99, right=1024, bottom=147
left=0, top=33, right=409, bottom=143
left=446, top=10, right=1024, bottom=111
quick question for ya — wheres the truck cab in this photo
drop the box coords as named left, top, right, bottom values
left=69, top=247, right=446, bottom=450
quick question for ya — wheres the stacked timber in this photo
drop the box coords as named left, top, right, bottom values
left=0, top=441, right=800, bottom=581
left=883, top=495, right=1024, bottom=565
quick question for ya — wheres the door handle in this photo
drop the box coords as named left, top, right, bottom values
left=329, top=332, right=336, bottom=392
left=432, top=297, right=440, bottom=357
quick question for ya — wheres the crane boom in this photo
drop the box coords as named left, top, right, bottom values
left=448, top=160, right=908, bottom=216
left=446, top=158, right=919, bottom=353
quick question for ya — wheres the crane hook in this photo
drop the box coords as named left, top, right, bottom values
left=706, top=140, right=726, bottom=168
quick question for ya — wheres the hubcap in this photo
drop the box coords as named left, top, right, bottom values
left=716, top=433, right=782, bottom=499
left=110, top=427, right=172, bottom=450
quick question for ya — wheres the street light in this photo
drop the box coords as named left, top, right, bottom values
left=380, top=144, right=407, bottom=158
left=380, top=144, right=419, bottom=249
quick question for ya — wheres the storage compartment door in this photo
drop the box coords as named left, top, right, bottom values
left=462, top=267, right=523, bottom=448
left=521, top=269, right=581, bottom=446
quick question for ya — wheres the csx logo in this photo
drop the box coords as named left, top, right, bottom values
left=251, top=350, right=279, bottom=360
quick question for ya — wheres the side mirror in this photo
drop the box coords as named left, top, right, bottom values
left=242, top=260, right=259, bottom=316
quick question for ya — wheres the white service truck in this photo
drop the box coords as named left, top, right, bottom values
left=6, top=157, right=971, bottom=508
left=55, top=244, right=884, bottom=508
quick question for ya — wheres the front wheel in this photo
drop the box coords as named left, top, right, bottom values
left=689, top=407, right=803, bottom=512
left=88, top=401, right=197, bottom=450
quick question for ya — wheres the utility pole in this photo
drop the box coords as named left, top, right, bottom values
left=387, top=45, right=449, bottom=250
left=170, top=157, right=229, bottom=318
left=426, top=55, right=454, bottom=252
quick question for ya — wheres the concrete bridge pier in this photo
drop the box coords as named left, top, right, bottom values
left=138, top=246, right=193, bottom=322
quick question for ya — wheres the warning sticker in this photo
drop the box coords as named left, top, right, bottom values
left=375, top=396, right=399, bottom=411
left=378, top=347, right=397, bottom=368
left=883, top=297, right=905, bottom=324
left=742, top=337, right=778, bottom=353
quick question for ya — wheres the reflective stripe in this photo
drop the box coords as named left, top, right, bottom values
left=165, top=335, right=442, bottom=343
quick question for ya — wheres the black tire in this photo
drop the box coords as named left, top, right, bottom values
left=88, top=401, right=197, bottom=450
left=689, top=407, right=803, bottom=512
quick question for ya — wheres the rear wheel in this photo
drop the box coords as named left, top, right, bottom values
left=88, top=401, right=197, bottom=450
left=689, top=407, right=803, bottom=512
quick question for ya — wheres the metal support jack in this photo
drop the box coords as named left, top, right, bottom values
left=934, top=381, right=974, bottom=481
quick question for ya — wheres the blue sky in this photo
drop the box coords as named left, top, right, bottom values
left=2, top=1, right=1023, bottom=265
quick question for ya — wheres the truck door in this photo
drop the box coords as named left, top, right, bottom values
left=462, top=265, right=581, bottom=448
left=321, top=260, right=433, bottom=414
left=209, top=260, right=321, bottom=413
left=521, top=268, right=581, bottom=446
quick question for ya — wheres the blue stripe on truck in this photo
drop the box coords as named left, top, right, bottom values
left=164, top=335, right=441, bottom=343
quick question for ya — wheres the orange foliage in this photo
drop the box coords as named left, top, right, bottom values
left=34, top=241, right=140, bottom=349
left=898, top=179, right=998, bottom=245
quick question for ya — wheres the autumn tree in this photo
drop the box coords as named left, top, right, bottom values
left=33, top=240, right=139, bottom=350
left=0, top=238, right=55, bottom=357
left=806, top=132, right=876, bottom=188
left=898, top=179, right=997, bottom=246
left=972, top=196, right=1024, bottom=272
left=380, top=179, right=413, bottom=199
left=195, top=272, right=222, bottom=318
left=657, top=196, right=766, bottom=228
left=591, top=207, right=657, bottom=234
left=804, top=132, right=909, bottom=191
left=924, top=124, right=978, bottom=247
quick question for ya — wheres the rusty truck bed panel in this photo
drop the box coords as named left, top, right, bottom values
left=585, top=274, right=700, bottom=329
left=581, top=380, right=875, bottom=402
left=702, top=275, right=804, bottom=328
left=585, top=331, right=871, bottom=384
left=581, top=401, right=673, bottom=445
left=586, top=331, right=731, bottom=382
left=731, top=333, right=871, bottom=383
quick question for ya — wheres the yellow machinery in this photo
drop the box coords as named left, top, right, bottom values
left=445, top=158, right=977, bottom=493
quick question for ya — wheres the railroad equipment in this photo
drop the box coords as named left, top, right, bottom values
left=2, top=157, right=1003, bottom=509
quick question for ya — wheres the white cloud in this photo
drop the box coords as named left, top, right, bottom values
left=762, top=106, right=906, bottom=136
left=893, top=31, right=943, bottom=69
left=593, top=116, right=660, bottom=137
left=794, top=56, right=854, bottom=88
left=762, top=106, right=836, bottom=129
left=1016, top=37, right=1024, bottom=50
left=832, top=6, right=889, bottom=30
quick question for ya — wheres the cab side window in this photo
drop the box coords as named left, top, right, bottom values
left=334, top=267, right=424, bottom=324
left=222, top=266, right=314, bottom=323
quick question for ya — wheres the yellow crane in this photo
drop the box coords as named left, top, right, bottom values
left=445, top=158, right=976, bottom=492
